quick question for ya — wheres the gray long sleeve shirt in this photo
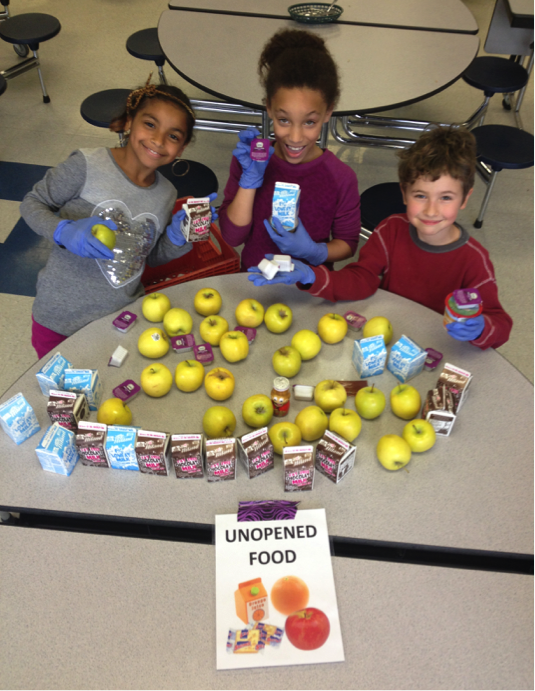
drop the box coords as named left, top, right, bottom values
left=21, top=148, right=192, bottom=336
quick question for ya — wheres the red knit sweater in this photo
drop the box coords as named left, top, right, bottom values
left=304, top=214, right=512, bottom=350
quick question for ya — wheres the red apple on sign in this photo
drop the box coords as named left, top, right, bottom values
left=285, top=607, right=330, bottom=651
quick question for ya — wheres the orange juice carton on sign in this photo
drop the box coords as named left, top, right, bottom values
left=235, top=578, right=269, bottom=625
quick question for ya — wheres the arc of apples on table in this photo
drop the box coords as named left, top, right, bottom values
left=97, top=287, right=437, bottom=472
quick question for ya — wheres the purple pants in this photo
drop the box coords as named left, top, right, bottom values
left=31, top=315, right=67, bottom=360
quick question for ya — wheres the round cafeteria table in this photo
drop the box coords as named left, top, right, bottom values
left=0, top=526, right=532, bottom=689
left=0, top=276, right=532, bottom=557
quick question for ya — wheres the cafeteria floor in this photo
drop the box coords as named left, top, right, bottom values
left=0, top=0, right=532, bottom=396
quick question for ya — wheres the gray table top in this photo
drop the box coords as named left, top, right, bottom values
left=0, top=276, right=533, bottom=554
left=158, top=11, right=479, bottom=114
left=167, top=0, right=479, bottom=34
left=0, top=526, right=532, bottom=690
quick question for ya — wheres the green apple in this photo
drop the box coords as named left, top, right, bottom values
left=291, top=329, right=322, bottom=361
left=142, top=293, right=172, bottom=322
left=97, top=397, right=132, bottom=426
left=355, top=384, right=386, bottom=420
left=317, top=313, right=348, bottom=344
left=264, top=303, right=293, bottom=333
left=235, top=299, right=265, bottom=327
left=329, top=408, right=362, bottom=442
left=204, top=367, right=235, bottom=401
left=91, top=223, right=116, bottom=250
left=203, top=405, right=237, bottom=439
left=402, top=419, right=436, bottom=453
left=220, top=330, right=249, bottom=363
left=163, top=307, right=193, bottom=337
left=175, top=359, right=205, bottom=392
left=140, top=363, right=173, bottom=398
left=363, top=316, right=393, bottom=345
left=314, top=380, right=347, bottom=413
left=199, top=315, right=229, bottom=346
left=138, top=327, right=170, bottom=358
left=376, top=434, right=412, bottom=471
left=242, top=394, right=274, bottom=428
left=294, top=405, right=328, bottom=442
left=390, top=384, right=422, bottom=420
left=194, top=287, right=222, bottom=316
left=269, top=421, right=302, bottom=455
left=272, top=346, right=302, bottom=378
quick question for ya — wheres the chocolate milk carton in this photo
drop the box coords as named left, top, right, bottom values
left=105, top=425, right=139, bottom=471
left=47, top=390, right=89, bottom=431
left=171, top=434, right=204, bottom=478
left=35, top=423, right=79, bottom=476
left=437, top=363, right=472, bottom=413
left=315, top=430, right=356, bottom=484
left=36, top=352, right=73, bottom=396
left=0, top=392, right=40, bottom=445
left=237, top=427, right=274, bottom=479
left=181, top=198, right=211, bottom=242
left=422, top=384, right=457, bottom=437
left=387, top=334, right=427, bottom=383
left=272, top=182, right=301, bottom=231
left=135, top=430, right=170, bottom=475
left=205, top=438, right=237, bottom=481
left=283, top=445, right=315, bottom=492
left=352, top=336, right=387, bottom=377
left=64, top=369, right=103, bottom=412
left=75, top=421, right=109, bottom=468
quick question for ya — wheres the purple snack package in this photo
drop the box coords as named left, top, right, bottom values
left=171, top=334, right=196, bottom=353
left=344, top=311, right=367, bottom=331
left=112, top=380, right=141, bottom=403
left=113, top=311, right=137, bottom=332
left=234, top=326, right=256, bottom=344
left=424, top=348, right=444, bottom=371
left=237, top=500, right=300, bottom=522
left=250, top=138, right=270, bottom=162
left=453, top=288, right=482, bottom=309
left=194, top=342, right=214, bottom=364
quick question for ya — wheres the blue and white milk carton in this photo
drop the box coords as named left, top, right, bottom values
left=352, top=336, right=388, bottom=377
left=35, top=352, right=73, bottom=396
left=272, top=182, right=301, bottom=231
left=387, top=335, right=427, bottom=383
left=35, top=423, right=79, bottom=475
left=105, top=425, right=139, bottom=471
left=64, top=369, right=103, bottom=411
left=0, top=392, right=40, bottom=445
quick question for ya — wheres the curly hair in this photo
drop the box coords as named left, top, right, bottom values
left=258, top=29, right=340, bottom=109
left=398, top=126, right=477, bottom=199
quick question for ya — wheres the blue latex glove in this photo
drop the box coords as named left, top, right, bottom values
left=446, top=315, right=485, bottom=341
left=233, top=128, right=274, bottom=189
left=264, top=217, right=328, bottom=266
left=53, top=216, right=116, bottom=259
left=166, top=193, right=219, bottom=246
left=248, top=255, right=316, bottom=287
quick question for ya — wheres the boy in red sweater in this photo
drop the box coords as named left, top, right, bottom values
left=248, top=126, right=512, bottom=350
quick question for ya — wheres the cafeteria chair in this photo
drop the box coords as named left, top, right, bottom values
left=472, top=124, right=534, bottom=228
left=0, top=0, right=28, bottom=56
left=359, top=182, right=406, bottom=240
left=0, top=12, right=61, bottom=103
left=126, top=28, right=168, bottom=85
left=80, top=88, right=131, bottom=146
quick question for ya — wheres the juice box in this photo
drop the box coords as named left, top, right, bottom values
left=171, top=434, right=204, bottom=478
left=205, top=438, right=237, bottom=481
left=235, top=577, right=269, bottom=625
left=387, top=334, right=427, bottom=383
left=105, top=425, right=139, bottom=471
left=352, top=336, right=387, bottom=377
left=64, top=369, right=103, bottom=412
left=35, top=423, right=79, bottom=476
left=180, top=197, right=211, bottom=242
left=283, top=445, right=315, bottom=491
left=75, top=421, right=109, bottom=468
left=36, top=352, right=73, bottom=396
left=135, top=430, right=170, bottom=475
left=47, top=390, right=89, bottom=431
left=315, top=429, right=356, bottom=484
left=272, top=182, right=300, bottom=231
left=237, top=427, right=274, bottom=479
left=0, top=393, right=40, bottom=445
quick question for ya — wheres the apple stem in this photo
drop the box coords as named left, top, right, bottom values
left=370, top=384, right=375, bottom=393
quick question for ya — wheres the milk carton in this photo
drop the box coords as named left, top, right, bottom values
left=315, top=430, right=356, bottom=484
left=135, top=430, right=170, bottom=475
left=35, top=423, right=79, bottom=476
left=387, top=335, right=427, bottom=383
left=205, top=438, right=237, bottom=481
left=105, top=425, right=139, bottom=471
left=75, top=421, right=109, bottom=468
left=36, top=352, right=73, bottom=396
left=283, top=445, right=315, bottom=491
left=237, top=427, right=274, bottom=479
left=352, top=336, right=387, bottom=377
left=180, top=197, right=211, bottom=242
left=171, top=434, right=204, bottom=478
left=47, top=390, right=89, bottom=431
left=272, top=182, right=300, bottom=231
left=0, top=393, right=40, bottom=445
left=64, top=369, right=103, bottom=411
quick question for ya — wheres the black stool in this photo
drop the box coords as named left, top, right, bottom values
left=126, top=28, right=167, bottom=85
left=472, top=124, right=534, bottom=228
left=0, top=13, right=61, bottom=103
left=158, top=159, right=219, bottom=198
left=0, top=74, right=6, bottom=97
left=80, top=89, right=131, bottom=146
left=0, top=0, right=29, bottom=56
left=360, top=182, right=406, bottom=240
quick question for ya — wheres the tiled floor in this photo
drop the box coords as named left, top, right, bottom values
left=0, top=0, right=532, bottom=396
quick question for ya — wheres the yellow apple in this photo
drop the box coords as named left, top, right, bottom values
left=193, top=287, right=222, bottom=316
left=235, top=299, right=265, bottom=327
left=402, top=419, right=436, bottom=452
left=242, top=394, right=273, bottom=428
left=269, top=421, right=302, bottom=455
left=163, top=307, right=193, bottom=337
left=376, top=434, right=412, bottom=471
left=264, top=303, right=293, bottom=333
left=204, top=367, right=235, bottom=401
left=138, top=327, right=170, bottom=358
left=317, top=313, right=348, bottom=344
left=142, top=293, right=172, bottom=322
left=199, top=315, right=229, bottom=346
left=363, top=316, right=393, bottom=345
left=390, top=384, right=422, bottom=420
left=91, top=223, right=116, bottom=250
left=140, top=363, right=173, bottom=398
left=329, top=408, right=362, bottom=442
left=294, top=405, right=328, bottom=442
left=272, top=346, right=302, bottom=378
left=314, top=380, right=347, bottom=413
left=291, top=329, right=322, bottom=361
left=203, top=405, right=237, bottom=439
left=355, top=384, right=386, bottom=420
left=175, top=360, right=205, bottom=392
left=219, top=330, right=249, bottom=363
left=97, top=397, right=132, bottom=426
